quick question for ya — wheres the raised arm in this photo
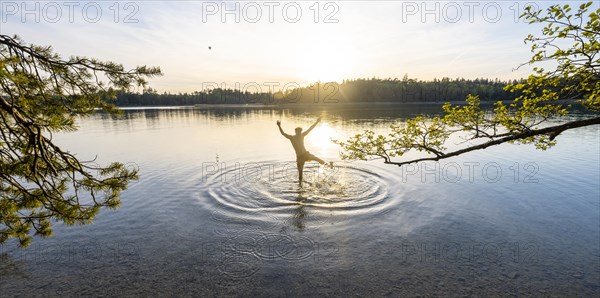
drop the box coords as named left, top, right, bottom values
left=303, top=117, right=322, bottom=136
left=276, top=120, right=291, bottom=138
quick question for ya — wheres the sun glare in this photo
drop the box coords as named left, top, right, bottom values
left=308, top=122, right=338, bottom=152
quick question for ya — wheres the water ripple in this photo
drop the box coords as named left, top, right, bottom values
left=198, top=161, right=397, bottom=227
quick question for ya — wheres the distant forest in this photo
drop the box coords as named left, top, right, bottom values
left=115, top=76, right=521, bottom=106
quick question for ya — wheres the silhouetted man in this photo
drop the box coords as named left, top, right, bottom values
left=277, top=117, right=326, bottom=183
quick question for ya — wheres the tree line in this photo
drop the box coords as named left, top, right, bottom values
left=114, top=76, right=519, bottom=106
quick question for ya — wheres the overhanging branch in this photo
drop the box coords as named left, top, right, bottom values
left=384, top=116, right=600, bottom=167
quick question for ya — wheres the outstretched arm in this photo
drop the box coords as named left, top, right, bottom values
left=303, top=117, right=322, bottom=136
left=276, top=120, right=291, bottom=138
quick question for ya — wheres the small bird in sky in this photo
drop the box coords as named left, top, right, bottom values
left=208, top=46, right=212, bottom=50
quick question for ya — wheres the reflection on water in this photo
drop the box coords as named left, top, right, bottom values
left=1, top=105, right=599, bottom=296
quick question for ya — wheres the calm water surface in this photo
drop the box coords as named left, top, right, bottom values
left=1, top=105, right=599, bottom=296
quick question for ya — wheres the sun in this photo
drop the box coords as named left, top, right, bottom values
left=299, top=45, right=355, bottom=83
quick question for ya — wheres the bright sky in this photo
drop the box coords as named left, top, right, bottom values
left=0, top=1, right=587, bottom=93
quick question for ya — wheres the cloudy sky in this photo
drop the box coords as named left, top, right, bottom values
left=1, top=1, right=584, bottom=93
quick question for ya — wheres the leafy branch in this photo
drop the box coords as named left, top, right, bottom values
left=0, top=34, right=162, bottom=246
left=335, top=2, right=599, bottom=167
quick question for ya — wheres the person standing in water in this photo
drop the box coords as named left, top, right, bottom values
left=277, top=117, right=328, bottom=183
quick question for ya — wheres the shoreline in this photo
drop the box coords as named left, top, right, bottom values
left=114, top=99, right=583, bottom=110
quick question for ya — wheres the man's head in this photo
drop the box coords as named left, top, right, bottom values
left=295, top=127, right=303, bottom=135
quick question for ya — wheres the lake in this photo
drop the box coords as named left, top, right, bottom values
left=1, top=105, right=599, bottom=296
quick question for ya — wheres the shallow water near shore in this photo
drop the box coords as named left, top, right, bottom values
left=1, top=105, right=599, bottom=296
